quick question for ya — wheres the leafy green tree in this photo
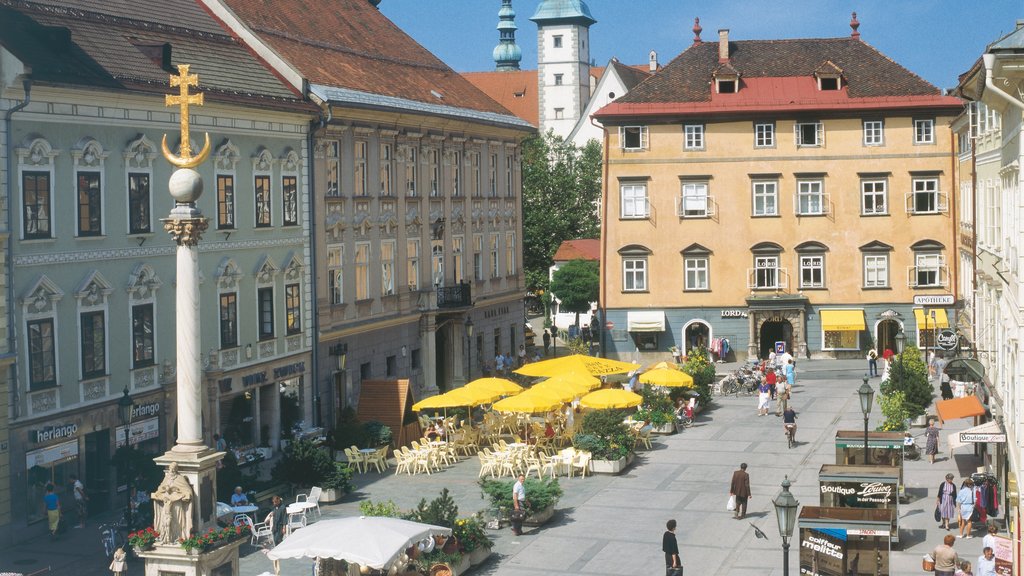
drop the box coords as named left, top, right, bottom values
left=550, top=259, right=599, bottom=328
left=681, top=347, right=716, bottom=406
left=521, top=132, right=602, bottom=291
left=880, top=345, right=933, bottom=418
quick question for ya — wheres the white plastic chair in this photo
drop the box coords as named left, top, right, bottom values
left=296, top=486, right=322, bottom=519
left=237, top=514, right=274, bottom=547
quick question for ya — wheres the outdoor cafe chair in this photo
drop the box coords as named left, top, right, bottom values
left=296, top=486, right=322, bottom=519
left=477, top=453, right=497, bottom=478
left=571, top=451, right=592, bottom=478
left=393, top=449, right=412, bottom=475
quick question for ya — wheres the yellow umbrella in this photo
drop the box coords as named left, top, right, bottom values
left=545, top=372, right=602, bottom=391
left=411, top=387, right=499, bottom=412
left=491, top=389, right=564, bottom=413
left=646, top=361, right=677, bottom=371
left=639, top=367, right=695, bottom=388
left=465, top=377, right=523, bottom=396
left=514, top=354, right=640, bottom=377
left=534, top=376, right=593, bottom=401
left=579, top=389, right=643, bottom=410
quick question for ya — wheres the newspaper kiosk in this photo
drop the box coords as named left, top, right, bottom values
left=799, top=506, right=893, bottom=576
left=834, top=431, right=906, bottom=501
left=818, top=464, right=900, bottom=543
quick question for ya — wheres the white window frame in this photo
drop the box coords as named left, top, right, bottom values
left=407, top=239, right=420, bottom=291
left=620, top=183, right=649, bottom=219
left=452, top=235, right=464, bottom=284
left=863, top=120, right=884, bottom=146
left=753, top=256, right=781, bottom=289
left=914, top=119, right=935, bottom=144
left=355, top=242, right=371, bottom=299
left=796, top=180, right=826, bottom=216
left=431, top=240, right=444, bottom=287
left=678, top=181, right=712, bottom=218
left=798, top=254, right=825, bottom=289
left=684, top=257, right=708, bottom=291
left=911, top=252, right=946, bottom=288
left=863, top=254, right=889, bottom=288
left=752, top=180, right=778, bottom=216
left=684, top=124, right=705, bottom=150
left=861, top=179, right=887, bottom=215
left=623, top=258, right=647, bottom=292
left=472, top=235, right=483, bottom=281
left=489, top=233, right=500, bottom=278
left=381, top=239, right=396, bottom=295
left=17, top=137, right=58, bottom=240
left=355, top=140, right=368, bottom=196
left=794, top=121, right=824, bottom=148
left=327, top=245, right=344, bottom=304
left=553, top=73, right=563, bottom=86
left=379, top=142, right=393, bottom=196
left=906, top=177, right=946, bottom=214
left=755, top=123, right=775, bottom=148
left=506, top=231, right=516, bottom=275
left=619, top=126, right=649, bottom=151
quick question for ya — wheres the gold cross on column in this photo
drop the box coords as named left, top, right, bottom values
left=162, top=64, right=211, bottom=168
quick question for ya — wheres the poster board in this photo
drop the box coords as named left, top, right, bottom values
left=800, top=507, right=891, bottom=576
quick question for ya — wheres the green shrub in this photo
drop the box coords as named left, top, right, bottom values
left=358, top=499, right=402, bottom=518
left=681, top=347, right=715, bottom=405
left=479, top=477, right=562, bottom=517
left=637, top=384, right=674, bottom=425
left=877, top=390, right=910, bottom=432
left=323, top=462, right=353, bottom=493
left=453, top=515, right=493, bottom=553
left=332, top=407, right=367, bottom=450
left=407, top=488, right=459, bottom=528
left=880, top=345, right=933, bottom=418
left=271, top=439, right=335, bottom=489
left=575, top=408, right=633, bottom=460
left=363, top=420, right=393, bottom=447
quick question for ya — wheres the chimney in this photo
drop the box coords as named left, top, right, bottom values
left=692, top=17, right=702, bottom=45
left=718, top=29, right=729, bottom=62
left=649, top=50, right=658, bottom=72
left=1017, top=19, right=1024, bottom=30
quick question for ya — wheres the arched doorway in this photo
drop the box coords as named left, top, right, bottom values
left=759, top=320, right=793, bottom=359
left=683, top=320, right=711, bottom=352
left=875, top=318, right=902, bottom=354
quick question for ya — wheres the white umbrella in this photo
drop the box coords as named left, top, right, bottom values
left=216, top=501, right=234, bottom=519
left=267, top=516, right=452, bottom=570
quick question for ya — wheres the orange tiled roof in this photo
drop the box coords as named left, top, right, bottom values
left=463, top=69, right=538, bottom=127
left=553, top=239, right=601, bottom=262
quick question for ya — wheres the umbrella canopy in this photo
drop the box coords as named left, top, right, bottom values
left=216, top=501, right=234, bottom=519
left=639, top=367, right=695, bottom=388
left=646, top=361, right=676, bottom=371
left=579, top=389, right=643, bottom=410
left=492, top=389, right=565, bottom=413
left=465, top=377, right=523, bottom=396
left=533, top=375, right=594, bottom=400
left=411, top=387, right=500, bottom=412
left=514, top=354, right=639, bottom=377
left=545, top=372, right=602, bottom=391
left=267, top=516, right=452, bottom=569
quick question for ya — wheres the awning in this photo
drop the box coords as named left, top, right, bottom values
left=627, top=310, right=665, bottom=332
left=947, top=420, right=1005, bottom=454
left=944, top=358, right=985, bottom=382
left=935, top=395, right=986, bottom=422
left=914, top=308, right=949, bottom=329
left=820, top=309, right=866, bottom=331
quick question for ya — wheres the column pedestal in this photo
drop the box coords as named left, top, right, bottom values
left=137, top=535, right=243, bottom=576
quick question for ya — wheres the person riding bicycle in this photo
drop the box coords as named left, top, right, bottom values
left=782, top=406, right=797, bottom=441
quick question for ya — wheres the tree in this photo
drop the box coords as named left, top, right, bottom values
left=549, top=258, right=599, bottom=328
left=521, top=131, right=602, bottom=291
left=880, top=345, right=933, bottom=418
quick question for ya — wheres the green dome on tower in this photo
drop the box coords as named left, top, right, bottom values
left=493, top=0, right=522, bottom=70
left=529, top=0, right=596, bottom=26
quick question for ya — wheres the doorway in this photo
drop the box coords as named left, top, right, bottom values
left=875, top=319, right=901, bottom=354
left=683, top=321, right=710, bottom=352
left=759, top=320, right=793, bottom=359
left=84, top=429, right=110, bottom=515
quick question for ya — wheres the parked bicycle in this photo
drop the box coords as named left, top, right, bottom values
left=100, top=523, right=126, bottom=558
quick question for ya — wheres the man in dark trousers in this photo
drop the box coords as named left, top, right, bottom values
left=662, top=519, right=680, bottom=575
left=730, top=463, right=752, bottom=520
left=270, top=495, right=287, bottom=543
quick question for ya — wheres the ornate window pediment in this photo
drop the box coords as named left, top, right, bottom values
left=326, top=207, right=346, bottom=238
left=126, top=263, right=162, bottom=301
left=72, top=137, right=109, bottom=169
left=252, top=147, right=275, bottom=172
left=21, top=275, right=64, bottom=315
left=282, top=148, right=300, bottom=172
left=74, top=270, right=113, bottom=307
left=283, top=252, right=304, bottom=281
left=216, top=258, right=243, bottom=290
left=124, top=135, right=157, bottom=169
left=215, top=140, right=240, bottom=171
left=17, top=136, right=60, bottom=167
left=254, top=255, right=280, bottom=285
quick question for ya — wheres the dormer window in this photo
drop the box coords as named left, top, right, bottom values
left=717, top=79, right=736, bottom=94
left=814, top=60, right=844, bottom=91
left=714, top=63, right=740, bottom=94
left=818, top=76, right=840, bottom=91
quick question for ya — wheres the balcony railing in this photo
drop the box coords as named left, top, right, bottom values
left=437, top=283, right=471, bottom=308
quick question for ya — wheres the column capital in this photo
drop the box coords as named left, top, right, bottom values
left=163, top=216, right=208, bottom=247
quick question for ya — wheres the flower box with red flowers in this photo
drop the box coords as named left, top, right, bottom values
left=179, top=524, right=249, bottom=554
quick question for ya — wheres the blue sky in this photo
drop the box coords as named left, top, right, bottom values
left=380, top=0, right=1022, bottom=90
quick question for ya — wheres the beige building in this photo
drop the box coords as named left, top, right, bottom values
left=593, top=21, right=963, bottom=362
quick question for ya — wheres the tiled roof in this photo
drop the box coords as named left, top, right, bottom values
left=599, top=37, right=962, bottom=118
left=0, top=0, right=304, bottom=106
left=553, top=239, right=600, bottom=262
left=463, top=70, right=538, bottom=127
left=217, top=0, right=520, bottom=121
left=607, top=60, right=651, bottom=91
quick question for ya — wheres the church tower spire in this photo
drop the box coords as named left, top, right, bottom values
left=493, top=0, right=522, bottom=71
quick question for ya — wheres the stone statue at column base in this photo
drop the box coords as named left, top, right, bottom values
left=152, top=462, right=194, bottom=545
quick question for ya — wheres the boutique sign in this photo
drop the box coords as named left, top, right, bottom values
left=820, top=481, right=895, bottom=506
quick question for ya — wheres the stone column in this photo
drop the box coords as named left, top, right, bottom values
left=747, top=312, right=758, bottom=360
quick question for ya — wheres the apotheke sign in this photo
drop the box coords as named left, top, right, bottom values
left=913, top=294, right=955, bottom=306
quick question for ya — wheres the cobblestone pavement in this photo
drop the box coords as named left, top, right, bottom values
left=1, top=359, right=989, bottom=575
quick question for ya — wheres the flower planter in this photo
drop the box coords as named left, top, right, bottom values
left=455, top=554, right=471, bottom=575
left=468, top=546, right=491, bottom=566
left=320, top=487, right=344, bottom=503
left=523, top=503, right=555, bottom=526
left=650, top=422, right=675, bottom=435
left=589, top=453, right=634, bottom=475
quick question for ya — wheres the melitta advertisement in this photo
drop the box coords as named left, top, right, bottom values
left=820, top=481, right=895, bottom=506
left=800, top=527, right=845, bottom=576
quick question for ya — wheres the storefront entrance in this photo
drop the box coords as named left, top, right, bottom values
left=684, top=321, right=710, bottom=352
left=875, top=318, right=902, bottom=354
left=760, top=320, right=793, bottom=359
left=84, top=429, right=110, bottom=515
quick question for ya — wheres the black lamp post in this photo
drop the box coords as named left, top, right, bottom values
left=465, top=317, right=474, bottom=380
left=858, top=377, right=875, bottom=464
left=894, top=330, right=906, bottom=383
left=117, top=386, right=134, bottom=528
left=773, top=475, right=800, bottom=576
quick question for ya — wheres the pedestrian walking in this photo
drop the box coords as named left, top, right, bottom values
left=982, top=524, right=999, bottom=551
left=958, top=559, right=976, bottom=576
left=957, top=478, right=977, bottom=538
left=977, top=547, right=996, bottom=576
left=270, top=495, right=287, bottom=543
left=785, top=359, right=796, bottom=388
left=882, top=347, right=894, bottom=372
left=70, top=474, right=88, bottom=528
left=932, top=534, right=960, bottom=576
left=511, top=474, right=528, bottom=536
left=43, top=482, right=60, bottom=538
left=542, top=329, right=551, bottom=356
left=757, top=382, right=771, bottom=416
left=776, top=378, right=791, bottom=416
left=867, top=348, right=878, bottom=377
left=938, top=473, right=957, bottom=531
left=662, top=519, right=681, bottom=576
left=925, top=420, right=940, bottom=464
left=729, top=463, right=751, bottom=520
left=518, top=344, right=526, bottom=367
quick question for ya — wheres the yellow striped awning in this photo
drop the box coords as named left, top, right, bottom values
left=914, top=308, right=949, bottom=329
left=820, top=310, right=866, bottom=332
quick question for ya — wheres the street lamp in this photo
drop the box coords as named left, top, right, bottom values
left=117, top=386, right=134, bottom=528
left=894, top=329, right=906, bottom=384
left=858, top=376, right=874, bottom=464
left=772, top=475, right=800, bottom=576
left=465, top=317, right=474, bottom=380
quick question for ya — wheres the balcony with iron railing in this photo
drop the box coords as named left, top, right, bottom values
left=437, top=282, right=472, bottom=308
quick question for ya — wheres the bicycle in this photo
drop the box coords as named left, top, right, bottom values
left=100, top=523, right=126, bottom=558
left=784, top=424, right=797, bottom=449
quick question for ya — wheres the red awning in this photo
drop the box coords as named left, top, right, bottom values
left=935, top=396, right=986, bottom=422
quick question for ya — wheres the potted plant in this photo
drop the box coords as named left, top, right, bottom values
left=637, top=385, right=676, bottom=434
left=179, top=525, right=247, bottom=554
left=573, top=409, right=634, bottom=474
left=453, top=515, right=493, bottom=566
left=479, top=477, right=562, bottom=525
left=681, top=347, right=716, bottom=408
left=272, top=438, right=352, bottom=502
left=321, top=462, right=354, bottom=503
left=127, top=526, right=159, bottom=552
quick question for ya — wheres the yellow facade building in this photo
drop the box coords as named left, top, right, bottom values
left=594, top=22, right=963, bottom=362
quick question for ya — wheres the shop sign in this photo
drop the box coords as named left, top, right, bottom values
left=242, top=370, right=267, bottom=387
left=116, top=417, right=160, bottom=447
left=26, top=439, right=78, bottom=467
left=993, top=534, right=1013, bottom=575
left=820, top=481, right=895, bottom=505
left=959, top=432, right=1007, bottom=443
left=273, top=361, right=306, bottom=380
left=936, top=330, right=959, bottom=351
left=913, top=294, right=954, bottom=306
left=31, top=423, right=78, bottom=444
left=847, top=529, right=890, bottom=536
left=800, top=528, right=845, bottom=576
left=721, top=309, right=748, bottom=318
left=131, top=402, right=160, bottom=420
